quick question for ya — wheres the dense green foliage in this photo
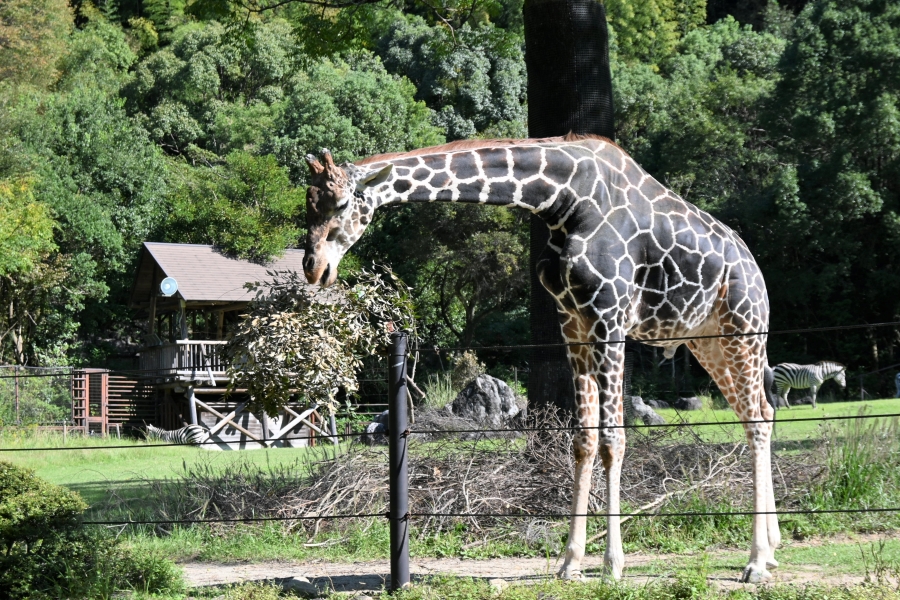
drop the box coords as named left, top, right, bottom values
left=0, top=0, right=898, bottom=395
left=225, top=267, right=416, bottom=415
left=0, top=460, right=182, bottom=598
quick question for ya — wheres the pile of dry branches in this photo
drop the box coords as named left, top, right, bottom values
left=133, top=407, right=822, bottom=543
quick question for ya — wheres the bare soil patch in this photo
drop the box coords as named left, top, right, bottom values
left=181, top=533, right=892, bottom=593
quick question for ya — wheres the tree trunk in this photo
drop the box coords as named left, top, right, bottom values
left=524, top=0, right=615, bottom=411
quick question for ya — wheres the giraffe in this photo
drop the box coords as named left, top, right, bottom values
left=303, top=134, right=779, bottom=583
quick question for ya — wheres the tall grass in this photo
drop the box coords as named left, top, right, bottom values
left=811, top=410, right=899, bottom=509
left=422, top=372, right=457, bottom=409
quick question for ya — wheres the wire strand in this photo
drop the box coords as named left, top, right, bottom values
left=3, top=411, right=898, bottom=452
left=80, top=505, right=900, bottom=527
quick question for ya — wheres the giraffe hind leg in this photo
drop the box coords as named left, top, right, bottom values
left=688, top=337, right=777, bottom=582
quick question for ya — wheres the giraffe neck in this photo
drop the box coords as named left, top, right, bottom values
left=360, top=142, right=608, bottom=225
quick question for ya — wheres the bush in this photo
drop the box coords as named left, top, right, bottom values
left=450, top=350, right=486, bottom=390
left=0, top=461, right=183, bottom=599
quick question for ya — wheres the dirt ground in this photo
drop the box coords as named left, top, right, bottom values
left=181, top=533, right=894, bottom=594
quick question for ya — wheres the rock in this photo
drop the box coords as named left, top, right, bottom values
left=644, top=399, right=670, bottom=409
left=673, top=396, right=704, bottom=411
left=628, top=396, right=666, bottom=426
left=788, top=395, right=815, bottom=406
left=768, top=394, right=789, bottom=409
left=359, top=412, right=389, bottom=446
left=276, top=576, right=320, bottom=598
left=447, top=374, right=521, bottom=429
left=488, top=578, right=509, bottom=594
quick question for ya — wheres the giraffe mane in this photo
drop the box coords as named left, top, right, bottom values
left=355, top=133, right=618, bottom=166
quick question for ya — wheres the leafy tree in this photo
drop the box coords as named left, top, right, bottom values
left=0, top=179, right=56, bottom=277
left=610, top=15, right=788, bottom=275
left=606, top=0, right=707, bottom=68
left=225, top=268, right=415, bottom=415
left=0, top=16, right=167, bottom=364
left=126, top=20, right=443, bottom=170
left=266, top=53, right=445, bottom=175
left=0, top=179, right=59, bottom=365
left=355, top=203, right=529, bottom=349
left=0, top=0, right=73, bottom=88
left=760, top=0, right=900, bottom=367
left=164, top=151, right=305, bottom=261
left=124, top=19, right=300, bottom=156
left=375, top=15, right=526, bottom=140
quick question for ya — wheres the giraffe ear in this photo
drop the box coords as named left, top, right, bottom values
left=357, top=164, right=393, bottom=191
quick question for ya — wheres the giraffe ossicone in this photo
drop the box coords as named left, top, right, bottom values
left=303, top=135, right=779, bottom=583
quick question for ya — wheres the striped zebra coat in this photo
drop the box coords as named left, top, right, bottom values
left=771, top=361, right=846, bottom=409
left=145, top=424, right=209, bottom=445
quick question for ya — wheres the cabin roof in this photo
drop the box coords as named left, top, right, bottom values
left=130, top=243, right=309, bottom=309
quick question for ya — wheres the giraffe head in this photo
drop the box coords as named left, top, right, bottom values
left=303, top=149, right=392, bottom=286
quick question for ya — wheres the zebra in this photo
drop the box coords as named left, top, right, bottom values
left=771, top=361, right=847, bottom=409
left=144, top=423, right=209, bottom=445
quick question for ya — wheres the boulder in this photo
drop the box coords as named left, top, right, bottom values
left=275, top=576, right=320, bottom=598
left=787, top=394, right=815, bottom=406
left=447, top=374, right=521, bottom=429
left=645, top=399, right=670, bottom=409
left=673, top=396, right=704, bottom=411
left=627, top=395, right=666, bottom=426
left=359, top=410, right=389, bottom=445
left=767, top=394, right=789, bottom=409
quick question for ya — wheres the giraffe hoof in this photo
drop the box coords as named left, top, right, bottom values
left=557, top=567, right=584, bottom=581
left=741, top=565, right=772, bottom=584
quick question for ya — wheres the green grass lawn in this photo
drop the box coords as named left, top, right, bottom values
left=644, top=398, right=900, bottom=444
left=0, top=430, right=345, bottom=509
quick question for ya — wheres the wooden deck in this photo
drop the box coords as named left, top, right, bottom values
left=139, top=340, right=229, bottom=384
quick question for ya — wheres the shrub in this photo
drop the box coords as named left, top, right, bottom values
left=450, top=350, right=486, bottom=390
left=0, top=460, right=86, bottom=555
left=0, top=461, right=183, bottom=599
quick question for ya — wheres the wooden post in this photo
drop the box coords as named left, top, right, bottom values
left=187, top=387, right=198, bottom=426
left=148, top=295, right=157, bottom=336
left=261, top=410, right=269, bottom=444
left=178, top=299, right=188, bottom=340
left=216, top=311, right=224, bottom=340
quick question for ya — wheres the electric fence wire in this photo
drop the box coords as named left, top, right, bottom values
left=81, top=506, right=900, bottom=527
left=3, top=410, right=899, bottom=452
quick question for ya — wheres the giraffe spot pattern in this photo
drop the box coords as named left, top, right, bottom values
left=305, top=137, right=777, bottom=580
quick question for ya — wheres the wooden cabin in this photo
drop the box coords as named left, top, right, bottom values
left=95, top=242, right=336, bottom=449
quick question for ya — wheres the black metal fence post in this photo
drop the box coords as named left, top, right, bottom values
left=388, top=331, right=410, bottom=591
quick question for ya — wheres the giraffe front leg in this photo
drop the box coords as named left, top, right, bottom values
left=558, top=373, right=600, bottom=580
left=601, top=435, right=626, bottom=579
left=764, top=436, right=781, bottom=564
left=741, top=415, right=776, bottom=583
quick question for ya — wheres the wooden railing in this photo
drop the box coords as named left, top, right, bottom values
left=139, top=340, right=229, bottom=376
